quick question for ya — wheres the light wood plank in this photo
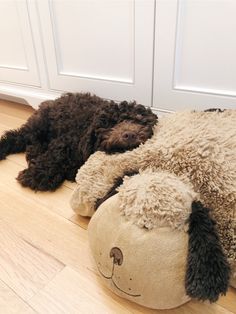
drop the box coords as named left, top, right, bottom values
left=173, top=301, right=234, bottom=314
left=29, top=267, right=133, bottom=314
left=28, top=267, right=235, bottom=314
left=0, top=175, right=92, bottom=272
left=0, top=112, right=26, bottom=129
left=0, top=220, right=64, bottom=301
left=0, top=159, right=75, bottom=219
left=69, top=213, right=90, bottom=230
left=5, top=153, right=77, bottom=191
left=0, top=279, right=36, bottom=314
left=0, top=125, right=11, bottom=134
left=63, top=180, right=77, bottom=190
left=0, top=99, right=34, bottom=120
left=217, top=288, right=236, bottom=314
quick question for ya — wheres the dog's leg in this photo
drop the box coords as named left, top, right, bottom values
left=0, top=104, right=50, bottom=161
left=0, top=127, right=28, bottom=160
left=25, top=142, right=48, bottom=165
left=17, top=136, right=75, bottom=191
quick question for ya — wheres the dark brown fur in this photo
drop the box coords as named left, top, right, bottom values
left=0, top=93, right=157, bottom=191
left=185, top=201, right=230, bottom=302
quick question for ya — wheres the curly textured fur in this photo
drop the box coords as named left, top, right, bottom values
left=0, top=93, right=157, bottom=191
left=71, top=109, right=236, bottom=301
left=117, top=170, right=197, bottom=230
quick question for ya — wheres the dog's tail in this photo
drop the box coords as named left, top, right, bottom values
left=0, top=127, right=28, bottom=160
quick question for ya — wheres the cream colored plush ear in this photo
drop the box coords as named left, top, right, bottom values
left=117, top=170, right=197, bottom=230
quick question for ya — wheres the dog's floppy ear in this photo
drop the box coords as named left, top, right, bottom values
left=185, top=200, right=230, bottom=302
left=119, top=101, right=158, bottom=127
left=80, top=103, right=120, bottom=160
left=94, top=102, right=120, bottom=129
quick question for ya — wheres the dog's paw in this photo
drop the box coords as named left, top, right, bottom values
left=0, top=153, right=7, bottom=161
left=17, top=168, right=38, bottom=190
left=17, top=167, right=64, bottom=191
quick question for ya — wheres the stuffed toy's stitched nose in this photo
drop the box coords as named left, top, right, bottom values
left=110, top=247, right=123, bottom=266
left=122, top=131, right=137, bottom=142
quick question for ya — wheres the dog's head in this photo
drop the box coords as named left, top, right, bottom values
left=93, top=101, right=158, bottom=153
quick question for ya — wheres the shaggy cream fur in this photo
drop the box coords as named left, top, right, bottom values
left=117, top=170, right=198, bottom=230
left=71, top=110, right=236, bottom=285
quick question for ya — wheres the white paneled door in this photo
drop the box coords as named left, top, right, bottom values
left=153, top=0, right=236, bottom=111
left=37, top=0, right=155, bottom=106
left=0, top=0, right=40, bottom=86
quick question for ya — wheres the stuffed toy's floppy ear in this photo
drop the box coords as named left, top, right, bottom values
left=95, top=170, right=139, bottom=210
left=185, top=201, right=230, bottom=302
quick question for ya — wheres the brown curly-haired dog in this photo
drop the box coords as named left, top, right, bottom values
left=0, top=93, right=157, bottom=191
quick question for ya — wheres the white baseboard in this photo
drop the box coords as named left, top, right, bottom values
left=0, top=84, right=174, bottom=116
left=150, top=107, right=173, bottom=116
left=0, top=84, right=60, bottom=109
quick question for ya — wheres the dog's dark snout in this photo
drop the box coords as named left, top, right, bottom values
left=123, top=131, right=136, bottom=141
left=110, top=247, right=123, bottom=266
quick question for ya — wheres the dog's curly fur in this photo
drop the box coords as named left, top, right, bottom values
left=0, top=93, right=157, bottom=191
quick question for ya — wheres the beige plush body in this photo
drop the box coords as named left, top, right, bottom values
left=71, top=110, right=236, bottom=308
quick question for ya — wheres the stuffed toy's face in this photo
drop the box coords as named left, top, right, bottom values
left=88, top=171, right=232, bottom=309
left=88, top=195, right=190, bottom=309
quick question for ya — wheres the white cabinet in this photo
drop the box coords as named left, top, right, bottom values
left=0, top=0, right=155, bottom=108
left=0, top=0, right=40, bottom=86
left=37, top=0, right=155, bottom=105
left=153, top=0, right=236, bottom=111
left=0, top=0, right=236, bottom=112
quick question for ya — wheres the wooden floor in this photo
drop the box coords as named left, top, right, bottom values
left=0, top=99, right=235, bottom=314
